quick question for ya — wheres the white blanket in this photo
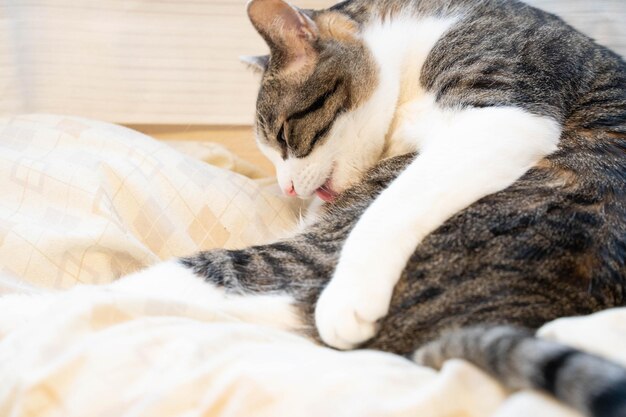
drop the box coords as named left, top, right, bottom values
left=0, top=115, right=624, bottom=417
left=1, top=273, right=626, bottom=417
left=0, top=115, right=302, bottom=289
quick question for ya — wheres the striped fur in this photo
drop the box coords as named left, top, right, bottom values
left=414, top=326, right=626, bottom=417
left=178, top=0, right=626, bottom=415
left=182, top=146, right=626, bottom=417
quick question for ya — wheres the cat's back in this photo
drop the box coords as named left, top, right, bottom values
left=331, top=0, right=625, bottom=128
left=418, top=0, right=624, bottom=119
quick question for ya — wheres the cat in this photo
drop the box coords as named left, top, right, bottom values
left=240, top=0, right=625, bottom=354
left=118, top=0, right=625, bottom=415
left=174, top=0, right=626, bottom=414
left=171, top=153, right=626, bottom=417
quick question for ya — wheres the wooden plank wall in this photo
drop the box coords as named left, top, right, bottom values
left=0, top=0, right=335, bottom=125
left=1, top=0, right=623, bottom=125
left=1, top=0, right=623, bottom=173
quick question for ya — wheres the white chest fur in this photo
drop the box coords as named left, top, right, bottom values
left=361, top=15, right=459, bottom=156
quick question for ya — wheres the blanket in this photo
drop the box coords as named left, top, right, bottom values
left=0, top=115, right=304, bottom=289
left=0, top=115, right=624, bottom=417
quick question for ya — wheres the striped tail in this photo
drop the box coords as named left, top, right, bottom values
left=413, top=325, right=626, bottom=417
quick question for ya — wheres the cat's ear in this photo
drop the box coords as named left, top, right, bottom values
left=247, top=0, right=318, bottom=72
left=239, top=55, right=270, bottom=73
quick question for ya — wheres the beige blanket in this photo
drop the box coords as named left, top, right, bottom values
left=0, top=115, right=624, bottom=417
left=0, top=115, right=302, bottom=289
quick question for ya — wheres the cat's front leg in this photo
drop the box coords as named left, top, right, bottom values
left=315, top=106, right=561, bottom=349
left=114, top=249, right=309, bottom=333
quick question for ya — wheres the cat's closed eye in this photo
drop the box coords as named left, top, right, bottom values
left=277, top=124, right=288, bottom=148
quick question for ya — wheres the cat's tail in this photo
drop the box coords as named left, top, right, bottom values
left=413, top=325, right=626, bottom=417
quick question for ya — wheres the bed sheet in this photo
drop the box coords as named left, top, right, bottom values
left=0, top=115, right=303, bottom=290
left=0, top=115, right=624, bottom=417
left=0, top=269, right=625, bottom=417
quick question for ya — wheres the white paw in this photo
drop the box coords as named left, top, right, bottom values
left=314, top=263, right=395, bottom=350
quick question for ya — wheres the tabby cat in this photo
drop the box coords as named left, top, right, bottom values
left=129, top=0, right=626, bottom=415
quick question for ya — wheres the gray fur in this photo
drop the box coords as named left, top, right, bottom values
left=415, top=326, right=626, bottom=417
left=181, top=1, right=626, bottom=416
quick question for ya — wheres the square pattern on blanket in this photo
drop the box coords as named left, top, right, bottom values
left=0, top=115, right=300, bottom=289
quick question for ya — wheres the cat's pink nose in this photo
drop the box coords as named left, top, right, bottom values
left=285, top=182, right=297, bottom=197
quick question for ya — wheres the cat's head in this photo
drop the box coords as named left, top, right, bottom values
left=244, top=0, right=383, bottom=201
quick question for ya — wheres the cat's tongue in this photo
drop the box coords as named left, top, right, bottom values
left=315, top=180, right=337, bottom=202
